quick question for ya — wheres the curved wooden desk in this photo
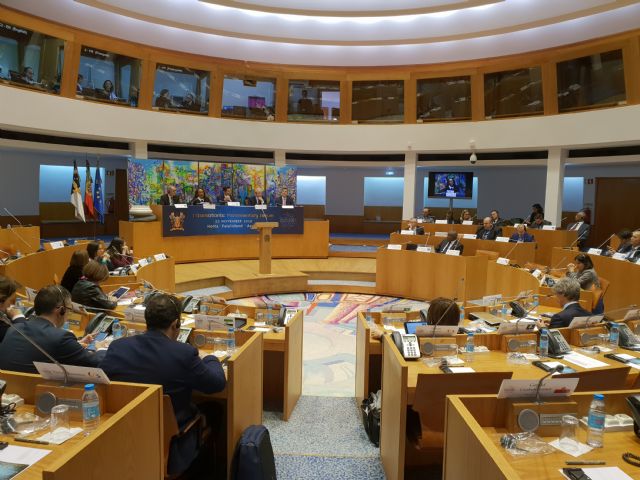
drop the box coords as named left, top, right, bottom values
left=400, top=222, right=478, bottom=235
left=504, top=227, right=576, bottom=265
left=104, top=257, right=176, bottom=292
left=120, top=219, right=329, bottom=263
left=0, top=225, right=40, bottom=254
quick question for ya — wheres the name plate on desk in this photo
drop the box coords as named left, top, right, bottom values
left=542, top=225, right=556, bottom=230
left=138, top=258, right=149, bottom=267
left=587, top=248, right=602, bottom=255
left=44, top=241, right=65, bottom=250
left=174, top=203, right=188, bottom=208
left=194, top=314, right=228, bottom=331
left=496, top=236, right=509, bottom=243
left=612, top=252, right=627, bottom=260
left=254, top=204, right=267, bottom=210
left=445, top=249, right=460, bottom=256
left=496, top=257, right=510, bottom=265
left=227, top=202, right=241, bottom=206
left=202, top=203, right=215, bottom=210
left=387, top=244, right=402, bottom=250
left=435, top=232, right=447, bottom=237
left=417, top=246, right=433, bottom=253
left=129, top=264, right=138, bottom=274
left=462, top=220, right=473, bottom=225
left=34, top=362, right=111, bottom=385
left=498, top=379, right=578, bottom=399
left=281, top=205, right=294, bottom=209
left=435, top=219, right=447, bottom=224
left=532, top=269, right=543, bottom=278
left=153, top=253, right=167, bottom=261
left=462, top=233, right=476, bottom=239
left=400, top=230, right=414, bottom=235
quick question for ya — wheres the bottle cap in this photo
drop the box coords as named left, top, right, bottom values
left=594, top=394, right=604, bottom=400
left=468, top=332, right=474, bottom=337
left=85, top=383, right=95, bottom=391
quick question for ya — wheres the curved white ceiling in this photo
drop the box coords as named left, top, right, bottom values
left=2, top=0, right=640, bottom=66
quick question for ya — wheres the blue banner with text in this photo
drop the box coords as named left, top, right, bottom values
left=162, top=205, right=304, bottom=237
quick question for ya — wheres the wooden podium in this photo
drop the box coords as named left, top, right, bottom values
left=253, top=222, right=279, bottom=274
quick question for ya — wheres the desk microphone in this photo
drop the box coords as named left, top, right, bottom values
left=0, top=316, right=70, bottom=385
left=596, top=233, right=615, bottom=251
left=548, top=256, right=567, bottom=274
left=0, top=248, right=15, bottom=264
left=423, top=232, right=431, bottom=247
left=535, top=364, right=564, bottom=404
left=430, top=296, right=459, bottom=339
left=503, top=240, right=522, bottom=261
left=3, top=208, right=28, bottom=228
left=566, top=228, right=589, bottom=250
left=5, top=225, right=33, bottom=250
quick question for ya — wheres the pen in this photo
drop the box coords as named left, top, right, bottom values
left=565, top=460, right=605, bottom=465
left=15, top=437, right=49, bottom=445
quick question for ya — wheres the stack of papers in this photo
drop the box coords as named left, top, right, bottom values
left=123, top=305, right=146, bottom=323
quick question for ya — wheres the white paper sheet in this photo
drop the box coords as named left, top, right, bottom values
left=448, top=367, right=475, bottom=373
left=549, top=438, right=592, bottom=457
left=37, top=427, right=83, bottom=445
left=0, top=445, right=51, bottom=478
left=562, top=352, right=609, bottom=369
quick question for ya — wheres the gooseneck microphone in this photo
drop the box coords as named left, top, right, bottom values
left=0, top=316, right=70, bottom=385
left=566, top=228, right=589, bottom=250
left=535, top=364, right=564, bottom=404
left=596, top=233, right=615, bottom=251
left=431, top=296, right=459, bottom=339
left=3, top=208, right=25, bottom=227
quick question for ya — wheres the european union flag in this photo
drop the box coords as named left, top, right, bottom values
left=94, top=161, right=104, bottom=223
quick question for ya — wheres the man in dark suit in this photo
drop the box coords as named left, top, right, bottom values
left=436, top=231, right=464, bottom=254
left=566, top=212, right=591, bottom=249
left=418, top=207, right=435, bottom=224
left=624, top=230, right=640, bottom=263
left=159, top=185, right=180, bottom=206
left=0, top=285, right=103, bottom=373
left=276, top=187, right=294, bottom=206
left=247, top=187, right=267, bottom=206
left=476, top=217, right=502, bottom=240
left=100, top=294, right=225, bottom=476
left=490, top=210, right=508, bottom=227
left=217, top=186, right=234, bottom=204
left=538, top=278, right=591, bottom=329
left=406, top=219, right=424, bottom=235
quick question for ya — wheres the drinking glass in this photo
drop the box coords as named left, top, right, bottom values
left=50, top=404, right=70, bottom=442
left=559, top=415, right=579, bottom=452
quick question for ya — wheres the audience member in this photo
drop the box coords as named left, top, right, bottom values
left=436, top=231, right=463, bottom=254
left=459, top=209, right=473, bottom=223
left=528, top=213, right=549, bottom=229
left=476, top=217, right=502, bottom=240
left=102, top=80, right=117, bottom=101
left=406, top=219, right=424, bottom=235
left=567, top=212, right=591, bottom=249
left=61, top=250, right=90, bottom=293
left=566, top=253, right=600, bottom=291
left=509, top=224, right=535, bottom=243
left=419, top=208, right=435, bottom=223
left=155, top=89, right=173, bottom=108
left=105, top=237, right=133, bottom=270
left=0, top=276, right=25, bottom=343
left=605, top=230, right=632, bottom=256
left=525, top=203, right=544, bottom=224
left=426, top=297, right=460, bottom=326
left=71, top=261, right=117, bottom=310
left=624, top=230, right=640, bottom=263
left=538, top=278, right=591, bottom=329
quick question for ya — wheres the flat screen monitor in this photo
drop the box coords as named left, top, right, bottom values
left=248, top=96, right=265, bottom=109
left=428, top=172, right=473, bottom=199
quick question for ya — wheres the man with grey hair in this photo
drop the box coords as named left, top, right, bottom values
left=539, top=277, right=591, bottom=329
left=567, top=211, right=591, bottom=250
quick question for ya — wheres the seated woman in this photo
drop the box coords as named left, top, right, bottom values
left=0, top=275, right=26, bottom=342
left=71, top=260, right=117, bottom=311
left=191, top=187, right=211, bottom=205
left=459, top=209, right=473, bottom=223
left=509, top=224, right=535, bottom=243
left=426, top=297, right=460, bottom=326
left=61, top=250, right=90, bottom=293
left=566, top=253, right=603, bottom=313
left=87, top=240, right=108, bottom=263
left=105, top=237, right=133, bottom=271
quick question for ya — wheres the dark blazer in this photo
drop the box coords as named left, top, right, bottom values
left=159, top=194, right=180, bottom=206
left=549, top=302, right=592, bottom=329
left=216, top=194, right=235, bottom=205
left=247, top=196, right=267, bottom=206
left=191, top=196, right=211, bottom=205
left=0, top=317, right=104, bottom=373
left=476, top=226, right=502, bottom=240
left=414, top=226, right=425, bottom=235
left=71, top=279, right=117, bottom=311
left=615, top=243, right=632, bottom=255
left=100, top=331, right=226, bottom=474
left=276, top=195, right=294, bottom=206
left=436, top=239, right=464, bottom=254
left=509, top=232, right=535, bottom=243
left=626, top=247, right=640, bottom=263
left=0, top=313, right=25, bottom=343
left=567, top=222, right=591, bottom=248
left=60, top=265, right=84, bottom=293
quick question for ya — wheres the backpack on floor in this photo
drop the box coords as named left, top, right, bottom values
left=361, top=390, right=381, bottom=447
left=230, top=425, right=277, bottom=480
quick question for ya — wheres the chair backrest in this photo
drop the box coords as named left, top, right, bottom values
left=413, top=371, right=513, bottom=433
left=590, top=276, right=609, bottom=311
left=476, top=249, right=499, bottom=260
left=556, top=365, right=630, bottom=392
left=162, top=395, right=179, bottom=473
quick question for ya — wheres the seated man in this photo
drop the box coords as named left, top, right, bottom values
left=406, top=219, right=424, bottom=235
left=528, top=213, right=550, bottom=229
left=605, top=230, right=632, bottom=256
left=160, top=185, right=181, bottom=206
left=624, top=230, right=640, bottom=263
left=0, top=285, right=102, bottom=372
left=435, top=231, right=464, bottom=254
left=276, top=187, right=294, bottom=206
left=490, top=210, right=507, bottom=227
left=418, top=207, right=435, bottom=224
left=248, top=187, right=267, bottom=206
left=100, top=294, right=226, bottom=476
left=566, top=212, right=591, bottom=250
left=538, top=277, right=591, bottom=329
left=476, top=217, right=502, bottom=240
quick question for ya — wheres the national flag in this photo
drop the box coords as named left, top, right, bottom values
left=94, top=161, right=104, bottom=223
left=70, top=160, right=86, bottom=222
left=84, top=159, right=95, bottom=218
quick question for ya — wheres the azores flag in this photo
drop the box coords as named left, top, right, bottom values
left=70, top=160, right=86, bottom=222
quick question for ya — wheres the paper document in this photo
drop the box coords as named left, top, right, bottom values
left=562, top=352, right=608, bottom=369
left=448, top=367, right=475, bottom=373
left=559, top=467, right=633, bottom=480
left=0, top=445, right=51, bottom=479
left=549, top=439, right=592, bottom=457
left=37, top=427, right=83, bottom=445
left=34, top=362, right=111, bottom=385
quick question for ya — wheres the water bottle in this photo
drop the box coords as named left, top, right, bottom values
left=500, top=303, right=508, bottom=318
left=532, top=295, right=539, bottom=310
left=464, top=333, right=475, bottom=363
left=266, top=305, right=273, bottom=326
left=539, top=328, right=549, bottom=358
left=82, top=384, right=100, bottom=435
left=586, top=394, right=606, bottom=448
left=111, top=319, right=125, bottom=339
left=609, top=323, right=619, bottom=350
left=62, top=320, right=70, bottom=331
left=226, top=327, right=236, bottom=353
left=365, top=311, right=372, bottom=325
left=459, top=305, right=465, bottom=323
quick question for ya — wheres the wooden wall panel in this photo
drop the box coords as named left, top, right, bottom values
left=594, top=177, right=640, bottom=247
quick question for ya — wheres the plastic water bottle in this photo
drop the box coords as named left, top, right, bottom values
left=62, top=320, right=70, bottom=331
left=266, top=305, right=273, bottom=326
left=459, top=305, right=465, bottom=323
left=586, top=394, right=606, bottom=448
left=227, top=327, right=236, bottom=353
left=464, top=333, right=475, bottom=363
left=532, top=295, right=539, bottom=310
left=500, top=303, right=508, bottom=318
left=82, top=384, right=100, bottom=435
left=539, top=328, right=549, bottom=358
left=111, top=320, right=125, bottom=339
left=609, top=323, right=619, bottom=350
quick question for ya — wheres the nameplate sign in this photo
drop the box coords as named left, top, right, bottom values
left=45, top=241, right=65, bottom=250
left=129, top=264, right=138, bottom=275
left=417, top=246, right=432, bottom=253
left=462, top=220, right=473, bottom=225
left=153, top=253, right=167, bottom=261
left=637, top=259, right=640, bottom=265
left=138, top=258, right=149, bottom=267
left=445, top=250, right=460, bottom=256
left=513, top=223, right=521, bottom=228
left=542, top=225, right=556, bottom=230
left=35, top=362, right=111, bottom=385
left=612, top=252, right=627, bottom=261
left=483, top=294, right=502, bottom=306
left=202, top=203, right=215, bottom=210
left=400, top=230, right=415, bottom=235
left=498, top=379, right=578, bottom=399
left=496, top=257, right=510, bottom=265
left=416, top=219, right=423, bottom=224
left=587, top=248, right=602, bottom=256
left=282, top=205, right=295, bottom=209
left=174, top=204, right=188, bottom=208
left=254, top=204, right=267, bottom=210
left=532, top=269, right=543, bottom=279
left=496, top=237, right=510, bottom=243
left=387, top=244, right=402, bottom=250
left=435, top=220, right=447, bottom=224
left=194, top=314, right=229, bottom=331
left=435, top=232, right=447, bottom=237
left=463, top=233, right=476, bottom=239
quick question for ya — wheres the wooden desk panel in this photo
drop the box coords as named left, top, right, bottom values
left=0, top=226, right=40, bottom=254
left=376, top=247, right=487, bottom=301
left=103, top=257, right=176, bottom=292
left=0, top=244, right=85, bottom=290
left=551, top=247, right=640, bottom=310
left=504, top=227, right=576, bottom=265
left=400, top=222, right=477, bottom=235
left=389, top=233, right=537, bottom=266
left=486, top=262, right=541, bottom=298
left=120, top=220, right=329, bottom=263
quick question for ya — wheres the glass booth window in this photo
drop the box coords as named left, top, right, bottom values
left=221, top=75, right=276, bottom=120
left=0, top=21, right=64, bottom=94
left=153, top=64, right=210, bottom=114
left=288, top=80, right=340, bottom=122
left=352, top=80, right=404, bottom=123
left=557, top=49, right=625, bottom=112
left=484, top=67, right=543, bottom=118
left=417, top=76, right=471, bottom=121
left=77, top=46, right=141, bottom=107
